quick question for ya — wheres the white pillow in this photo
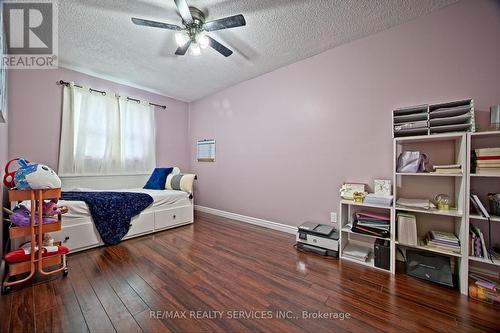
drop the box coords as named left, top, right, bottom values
left=165, top=173, right=195, bottom=193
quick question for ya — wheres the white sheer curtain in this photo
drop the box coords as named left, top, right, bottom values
left=118, top=98, right=156, bottom=174
left=59, top=83, right=156, bottom=175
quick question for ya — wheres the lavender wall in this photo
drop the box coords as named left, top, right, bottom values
left=188, top=0, right=500, bottom=227
left=7, top=68, right=189, bottom=172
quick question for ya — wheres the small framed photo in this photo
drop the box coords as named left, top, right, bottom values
left=374, top=179, right=392, bottom=196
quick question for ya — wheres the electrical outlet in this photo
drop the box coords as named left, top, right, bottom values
left=330, top=212, right=337, bottom=223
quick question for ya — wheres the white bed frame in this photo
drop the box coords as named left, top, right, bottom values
left=49, top=174, right=194, bottom=253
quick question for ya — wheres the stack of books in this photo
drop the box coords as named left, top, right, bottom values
left=424, top=230, right=461, bottom=254
left=342, top=243, right=370, bottom=262
left=431, top=164, right=462, bottom=174
left=473, top=147, right=500, bottom=175
left=363, top=193, right=393, bottom=207
left=352, top=211, right=390, bottom=238
left=397, top=212, right=417, bottom=246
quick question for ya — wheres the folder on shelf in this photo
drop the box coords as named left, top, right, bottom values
left=470, top=194, right=490, bottom=218
left=397, top=212, right=417, bottom=246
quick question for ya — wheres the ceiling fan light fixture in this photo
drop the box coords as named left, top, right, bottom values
left=175, top=32, right=189, bottom=47
left=132, top=0, right=245, bottom=57
left=190, top=43, right=201, bottom=56
left=198, top=34, right=209, bottom=49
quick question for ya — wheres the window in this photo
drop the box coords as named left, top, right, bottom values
left=59, top=83, right=156, bottom=175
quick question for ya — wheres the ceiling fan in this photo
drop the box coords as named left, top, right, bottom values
left=132, top=0, right=246, bottom=57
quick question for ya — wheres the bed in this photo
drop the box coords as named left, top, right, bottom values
left=15, top=174, right=194, bottom=252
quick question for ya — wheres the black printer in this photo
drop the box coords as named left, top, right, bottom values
left=296, top=222, right=339, bottom=257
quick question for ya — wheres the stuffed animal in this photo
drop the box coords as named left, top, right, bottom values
left=3, top=199, right=69, bottom=227
left=13, top=159, right=61, bottom=190
left=3, top=158, right=28, bottom=188
left=42, top=201, right=69, bottom=216
left=3, top=205, right=58, bottom=227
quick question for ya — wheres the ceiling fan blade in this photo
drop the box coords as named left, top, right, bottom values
left=175, top=40, right=192, bottom=55
left=174, top=0, right=193, bottom=25
left=131, top=17, right=182, bottom=30
left=204, top=14, right=246, bottom=32
left=208, top=37, right=233, bottom=57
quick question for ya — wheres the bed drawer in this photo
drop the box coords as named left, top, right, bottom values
left=155, top=205, right=193, bottom=230
left=50, top=220, right=102, bottom=252
left=124, top=212, right=155, bottom=238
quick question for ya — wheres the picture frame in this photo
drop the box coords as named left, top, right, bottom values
left=374, top=179, right=392, bottom=196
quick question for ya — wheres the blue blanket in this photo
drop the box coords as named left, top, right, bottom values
left=61, top=191, right=154, bottom=245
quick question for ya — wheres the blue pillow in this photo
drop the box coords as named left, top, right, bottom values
left=143, top=168, right=174, bottom=190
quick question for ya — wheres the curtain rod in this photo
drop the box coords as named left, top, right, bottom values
left=57, top=80, right=167, bottom=109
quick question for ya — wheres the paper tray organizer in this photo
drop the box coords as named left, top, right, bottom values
left=393, top=99, right=475, bottom=137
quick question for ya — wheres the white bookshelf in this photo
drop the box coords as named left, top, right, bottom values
left=467, top=131, right=500, bottom=278
left=339, top=201, right=395, bottom=274
left=338, top=131, right=499, bottom=296
left=393, top=133, right=468, bottom=295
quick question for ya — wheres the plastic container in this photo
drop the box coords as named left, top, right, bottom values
left=469, top=283, right=500, bottom=305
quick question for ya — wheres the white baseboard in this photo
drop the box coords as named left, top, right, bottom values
left=194, top=205, right=297, bottom=235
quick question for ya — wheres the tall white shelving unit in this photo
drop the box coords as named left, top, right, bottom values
left=393, top=133, right=468, bottom=295
left=467, top=131, right=500, bottom=273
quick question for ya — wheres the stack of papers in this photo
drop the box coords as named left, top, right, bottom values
left=364, top=194, right=393, bottom=207
left=396, top=198, right=435, bottom=210
left=432, top=164, right=462, bottom=174
left=342, top=243, right=370, bottom=262
left=425, top=231, right=461, bottom=253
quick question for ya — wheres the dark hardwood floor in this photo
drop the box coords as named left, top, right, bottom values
left=1, top=211, right=499, bottom=333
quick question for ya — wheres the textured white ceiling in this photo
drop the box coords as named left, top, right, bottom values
left=59, top=0, right=458, bottom=102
